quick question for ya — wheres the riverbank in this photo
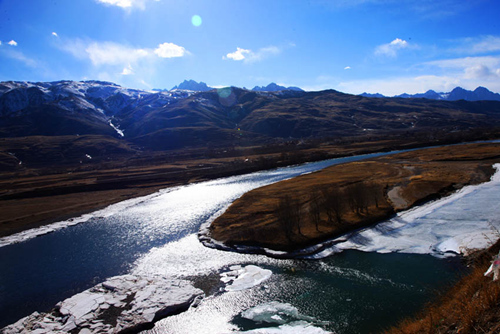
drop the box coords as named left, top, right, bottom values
left=208, top=142, right=500, bottom=252
left=3, top=136, right=491, bottom=239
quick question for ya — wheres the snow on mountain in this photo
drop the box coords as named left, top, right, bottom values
left=0, top=80, right=185, bottom=117
left=0, top=80, right=194, bottom=138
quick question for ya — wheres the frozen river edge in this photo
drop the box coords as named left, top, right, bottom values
left=201, top=163, right=500, bottom=259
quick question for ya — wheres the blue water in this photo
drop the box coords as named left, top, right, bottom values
left=144, top=250, right=463, bottom=334
left=0, top=150, right=470, bottom=332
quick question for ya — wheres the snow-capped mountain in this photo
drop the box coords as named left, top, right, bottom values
left=360, top=86, right=500, bottom=101
left=4, top=79, right=500, bottom=171
left=2, top=80, right=500, bottom=153
left=0, top=80, right=198, bottom=137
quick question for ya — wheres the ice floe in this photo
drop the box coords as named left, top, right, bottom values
left=237, top=321, right=332, bottom=333
left=241, top=302, right=325, bottom=325
left=221, top=265, right=272, bottom=291
left=236, top=302, right=331, bottom=333
left=1, top=275, right=203, bottom=334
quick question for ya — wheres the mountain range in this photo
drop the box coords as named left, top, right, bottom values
left=251, top=83, right=303, bottom=92
left=153, top=80, right=304, bottom=93
left=360, top=86, right=500, bottom=101
left=2, top=79, right=500, bottom=169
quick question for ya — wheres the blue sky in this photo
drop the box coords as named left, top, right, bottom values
left=1, top=0, right=500, bottom=95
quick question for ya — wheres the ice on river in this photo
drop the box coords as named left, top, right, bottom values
left=237, top=302, right=331, bottom=333
left=237, top=321, right=332, bottom=333
left=323, top=163, right=500, bottom=257
left=2, top=275, right=203, bottom=334
left=221, top=265, right=272, bottom=292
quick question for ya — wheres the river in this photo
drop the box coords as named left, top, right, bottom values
left=0, top=148, right=497, bottom=333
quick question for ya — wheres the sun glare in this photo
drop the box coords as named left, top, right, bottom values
left=191, top=15, right=202, bottom=27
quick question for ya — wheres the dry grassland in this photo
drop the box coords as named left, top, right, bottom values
left=210, top=142, right=500, bottom=250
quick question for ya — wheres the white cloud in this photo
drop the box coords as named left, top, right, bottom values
left=375, top=38, right=411, bottom=57
left=425, top=56, right=500, bottom=70
left=223, top=46, right=281, bottom=63
left=224, top=47, right=251, bottom=61
left=344, top=66, right=351, bottom=70
left=60, top=39, right=188, bottom=65
left=0, top=41, right=2, bottom=46
left=8, top=40, right=18, bottom=46
left=425, top=56, right=500, bottom=80
left=97, top=0, right=133, bottom=8
left=52, top=32, right=58, bottom=37
left=469, top=35, right=500, bottom=54
left=464, top=64, right=500, bottom=79
left=85, top=42, right=149, bottom=66
left=56, top=38, right=187, bottom=88
left=121, top=64, right=134, bottom=75
left=95, top=0, right=159, bottom=10
left=451, top=35, right=500, bottom=55
left=154, top=42, right=186, bottom=58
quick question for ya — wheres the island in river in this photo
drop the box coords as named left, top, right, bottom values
left=208, top=142, right=500, bottom=251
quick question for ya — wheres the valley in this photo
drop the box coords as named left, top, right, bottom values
left=2, top=80, right=500, bottom=334
left=2, top=80, right=500, bottom=239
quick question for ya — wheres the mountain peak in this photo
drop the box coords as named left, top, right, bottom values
left=170, top=80, right=212, bottom=92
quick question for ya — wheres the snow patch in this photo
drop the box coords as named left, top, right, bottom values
left=109, top=120, right=125, bottom=137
